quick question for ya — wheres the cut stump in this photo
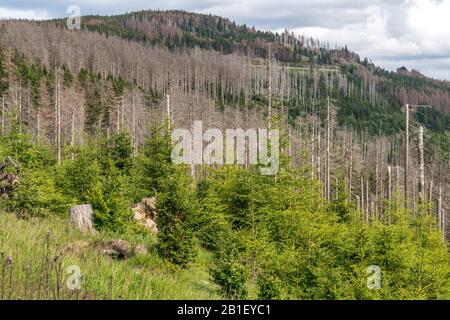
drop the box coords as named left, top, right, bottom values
left=69, top=204, right=95, bottom=233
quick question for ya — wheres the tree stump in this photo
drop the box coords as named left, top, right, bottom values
left=69, top=204, right=95, bottom=233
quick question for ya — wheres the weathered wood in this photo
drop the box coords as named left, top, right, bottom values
left=55, top=68, right=61, bottom=164
left=317, top=123, right=321, bottom=186
left=166, top=94, right=171, bottom=128
left=442, top=209, right=446, bottom=241
left=366, top=179, right=369, bottom=220
left=418, top=126, right=425, bottom=204
left=37, top=112, right=40, bottom=143
left=71, top=109, right=75, bottom=160
left=69, top=204, right=95, bottom=233
left=438, top=185, right=442, bottom=232
left=361, top=176, right=364, bottom=215
left=132, top=89, right=137, bottom=157
left=267, top=43, right=272, bottom=131
left=18, top=79, right=22, bottom=134
left=428, top=180, right=433, bottom=214
left=396, top=165, right=400, bottom=193
left=348, top=136, right=353, bottom=199
left=326, top=96, right=330, bottom=202
left=1, top=93, right=4, bottom=135
left=388, top=165, right=392, bottom=202
left=311, top=104, right=315, bottom=180
left=404, top=104, right=409, bottom=210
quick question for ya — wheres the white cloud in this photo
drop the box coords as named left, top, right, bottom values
left=0, top=0, right=448, bottom=79
left=0, top=7, right=50, bottom=20
left=275, top=0, right=450, bottom=79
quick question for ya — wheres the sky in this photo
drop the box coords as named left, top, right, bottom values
left=0, top=0, right=449, bottom=80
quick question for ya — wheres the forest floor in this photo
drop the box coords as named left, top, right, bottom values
left=0, top=212, right=224, bottom=300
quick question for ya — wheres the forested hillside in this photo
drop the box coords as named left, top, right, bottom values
left=0, top=10, right=449, bottom=300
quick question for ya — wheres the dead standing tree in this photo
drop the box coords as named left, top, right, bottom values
left=1, top=93, right=5, bottom=135
left=418, top=125, right=425, bottom=205
left=324, top=96, right=337, bottom=202
left=404, top=104, right=410, bottom=210
left=403, top=104, right=432, bottom=211
left=325, top=97, right=330, bottom=201
left=266, top=43, right=273, bottom=131
left=54, top=67, right=61, bottom=164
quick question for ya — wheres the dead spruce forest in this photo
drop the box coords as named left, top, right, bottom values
left=0, top=10, right=449, bottom=300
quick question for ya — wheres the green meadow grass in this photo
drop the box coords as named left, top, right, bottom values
left=0, top=212, right=222, bottom=300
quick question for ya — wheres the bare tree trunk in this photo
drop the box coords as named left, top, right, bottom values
left=375, top=155, right=379, bottom=216
left=1, top=93, right=4, bottom=135
left=442, top=210, right=446, bottom=241
left=298, top=118, right=302, bottom=152
left=396, top=165, right=400, bottom=192
left=361, top=176, right=365, bottom=215
left=71, top=109, right=75, bottom=160
left=428, top=180, right=433, bottom=215
left=288, top=128, right=292, bottom=157
left=317, top=129, right=321, bottom=187
left=349, top=136, right=353, bottom=200
left=326, top=96, right=330, bottom=202
left=438, top=184, right=442, bottom=232
left=311, top=106, right=315, bottom=180
left=380, top=141, right=385, bottom=216
left=267, top=44, right=272, bottom=131
left=57, top=81, right=61, bottom=164
left=418, top=126, right=425, bottom=204
left=37, top=112, right=40, bottom=143
left=55, top=68, right=61, bottom=164
left=116, top=96, right=121, bottom=132
left=371, top=201, right=375, bottom=218
left=121, top=95, right=125, bottom=129
left=132, top=90, right=137, bottom=157
left=335, top=176, right=339, bottom=200
left=18, top=79, right=22, bottom=134
left=366, top=179, right=369, bottom=220
left=166, top=94, right=171, bottom=129
left=388, top=165, right=392, bottom=202
left=27, top=80, right=31, bottom=131
left=404, top=104, right=409, bottom=209
left=54, top=71, right=58, bottom=146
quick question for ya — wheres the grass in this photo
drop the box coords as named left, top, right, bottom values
left=0, top=212, right=223, bottom=300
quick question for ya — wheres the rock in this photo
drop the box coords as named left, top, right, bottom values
left=132, top=205, right=146, bottom=221
left=103, top=248, right=120, bottom=258
left=134, top=244, right=148, bottom=255
left=102, top=239, right=132, bottom=259
left=144, top=218, right=158, bottom=233
left=132, top=197, right=158, bottom=232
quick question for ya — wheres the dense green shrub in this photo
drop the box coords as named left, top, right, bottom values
left=141, top=122, right=174, bottom=194
left=211, top=234, right=249, bottom=299
left=9, top=168, right=68, bottom=218
left=257, top=274, right=283, bottom=300
left=156, top=166, right=198, bottom=267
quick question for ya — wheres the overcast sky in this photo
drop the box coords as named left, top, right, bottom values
left=0, top=0, right=449, bottom=80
